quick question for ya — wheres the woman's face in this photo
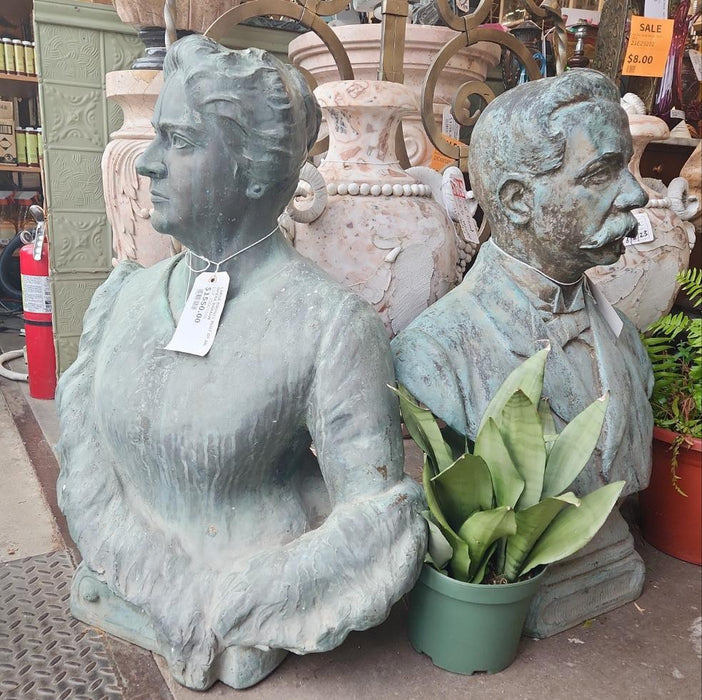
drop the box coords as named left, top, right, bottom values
left=136, top=73, right=246, bottom=250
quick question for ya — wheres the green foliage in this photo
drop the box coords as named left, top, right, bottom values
left=392, top=349, right=624, bottom=584
left=643, top=268, right=702, bottom=440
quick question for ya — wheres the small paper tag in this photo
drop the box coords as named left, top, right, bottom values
left=442, top=106, right=461, bottom=140
left=643, top=0, right=667, bottom=18
left=689, top=49, right=702, bottom=82
left=165, top=271, right=229, bottom=356
left=430, top=134, right=462, bottom=172
left=587, top=277, right=623, bottom=338
left=625, top=211, right=655, bottom=246
left=455, top=198, right=480, bottom=244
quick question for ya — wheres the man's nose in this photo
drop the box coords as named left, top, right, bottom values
left=615, top=170, right=648, bottom=210
left=136, top=140, right=167, bottom=179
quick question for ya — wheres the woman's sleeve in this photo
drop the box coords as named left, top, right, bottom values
left=213, top=294, right=427, bottom=654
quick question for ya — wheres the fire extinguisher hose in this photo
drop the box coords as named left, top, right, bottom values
left=0, top=348, right=28, bottom=382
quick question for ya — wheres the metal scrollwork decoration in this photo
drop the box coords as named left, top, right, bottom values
left=160, top=0, right=567, bottom=175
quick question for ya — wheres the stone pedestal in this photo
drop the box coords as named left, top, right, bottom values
left=524, top=509, right=645, bottom=638
left=102, top=69, right=178, bottom=267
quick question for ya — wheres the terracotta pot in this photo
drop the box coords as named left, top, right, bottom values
left=639, top=426, right=702, bottom=565
left=288, top=24, right=501, bottom=167
left=291, top=80, right=457, bottom=336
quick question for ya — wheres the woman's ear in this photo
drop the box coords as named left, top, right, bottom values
left=498, top=178, right=533, bottom=226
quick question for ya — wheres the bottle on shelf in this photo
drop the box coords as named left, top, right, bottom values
left=2, top=39, right=15, bottom=74
left=12, top=40, right=25, bottom=75
left=15, top=127, right=27, bottom=165
left=25, top=127, right=38, bottom=166
left=22, top=41, right=35, bottom=76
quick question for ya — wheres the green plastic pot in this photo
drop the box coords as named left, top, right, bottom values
left=408, top=564, right=546, bottom=674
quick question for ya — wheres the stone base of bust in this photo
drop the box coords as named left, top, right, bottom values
left=524, top=509, right=645, bottom=638
left=70, top=562, right=287, bottom=690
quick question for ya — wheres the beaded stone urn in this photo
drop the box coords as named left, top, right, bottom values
left=291, top=80, right=457, bottom=336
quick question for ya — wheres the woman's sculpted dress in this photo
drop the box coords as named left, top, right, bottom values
left=55, top=36, right=426, bottom=692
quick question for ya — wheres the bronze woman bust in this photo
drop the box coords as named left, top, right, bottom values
left=57, top=35, right=426, bottom=691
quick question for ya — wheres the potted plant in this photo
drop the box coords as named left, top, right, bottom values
left=639, top=268, right=701, bottom=565
left=392, top=347, right=625, bottom=674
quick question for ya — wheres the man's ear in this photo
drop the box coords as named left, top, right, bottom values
left=498, top=178, right=533, bottom=226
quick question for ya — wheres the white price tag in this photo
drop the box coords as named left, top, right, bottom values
left=442, top=105, right=461, bottom=141
left=690, top=50, right=702, bottom=82
left=624, top=211, right=655, bottom=246
left=455, top=197, right=480, bottom=244
left=586, top=277, right=623, bottom=338
left=165, top=271, right=229, bottom=356
left=643, top=0, right=667, bottom=18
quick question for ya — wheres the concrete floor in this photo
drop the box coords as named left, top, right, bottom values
left=1, top=318, right=700, bottom=699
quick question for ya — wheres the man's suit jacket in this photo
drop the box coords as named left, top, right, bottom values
left=392, top=240, right=653, bottom=496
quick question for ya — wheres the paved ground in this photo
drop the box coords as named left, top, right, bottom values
left=1, top=319, right=700, bottom=699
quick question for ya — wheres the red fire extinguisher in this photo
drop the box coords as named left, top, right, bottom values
left=19, top=205, right=56, bottom=400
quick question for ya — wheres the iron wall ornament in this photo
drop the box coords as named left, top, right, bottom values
left=198, top=0, right=567, bottom=174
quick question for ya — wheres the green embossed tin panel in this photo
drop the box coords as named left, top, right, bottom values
left=34, top=0, right=141, bottom=373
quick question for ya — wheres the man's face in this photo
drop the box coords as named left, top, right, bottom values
left=136, top=74, right=244, bottom=250
left=528, top=103, right=647, bottom=281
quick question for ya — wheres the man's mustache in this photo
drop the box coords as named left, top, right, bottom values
left=578, top=214, right=638, bottom=250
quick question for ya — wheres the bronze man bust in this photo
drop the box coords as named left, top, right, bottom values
left=392, top=69, right=653, bottom=636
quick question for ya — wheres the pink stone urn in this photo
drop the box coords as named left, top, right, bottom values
left=288, top=24, right=501, bottom=167
left=291, top=80, right=457, bottom=336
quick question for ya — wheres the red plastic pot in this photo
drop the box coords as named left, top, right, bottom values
left=639, top=426, right=701, bottom=565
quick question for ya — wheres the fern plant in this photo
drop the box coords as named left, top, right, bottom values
left=642, top=268, right=702, bottom=494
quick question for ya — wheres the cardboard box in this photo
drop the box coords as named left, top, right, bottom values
left=0, top=100, right=17, bottom=165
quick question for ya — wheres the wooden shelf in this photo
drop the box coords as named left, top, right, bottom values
left=0, top=164, right=41, bottom=173
left=0, top=73, right=38, bottom=84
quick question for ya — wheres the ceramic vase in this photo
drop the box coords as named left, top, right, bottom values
left=588, top=108, right=697, bottom=331
left=102, top=70, right=179, bottom=267
left=408, top=565, right=546, bottom=674
left=288, top=25, right=501, bottom=167
left=291, top=80, right=457, bottom=337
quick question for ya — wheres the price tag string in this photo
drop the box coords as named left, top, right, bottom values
left=182, top=225, right=279, bottom=305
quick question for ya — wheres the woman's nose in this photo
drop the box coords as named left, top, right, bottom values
left=615, top=171, right=648, bottom=210
left=136, top=141, right=167, bottom=179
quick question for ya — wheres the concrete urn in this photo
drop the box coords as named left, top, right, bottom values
left=290, top=80, right=457, bottom=337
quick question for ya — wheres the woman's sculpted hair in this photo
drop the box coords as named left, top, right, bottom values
left=164, top=34, right=322, bottom=202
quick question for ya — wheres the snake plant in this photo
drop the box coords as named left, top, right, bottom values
left=392, top=348, right=624, bottom=584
